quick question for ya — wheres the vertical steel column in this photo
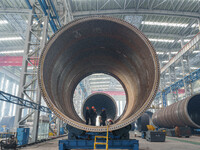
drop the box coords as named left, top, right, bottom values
left=63, top=0, right=73, bottom=24
left=162, top=92, right=167, bottom=107
left=181, top=56, right=187, bottom=98
left=14, top=10, right=33, bottom=129
left=32, top=15, right=48, bottom=142
left=160, top=74, right=166, bottom=107
left=56, top=118, right=60, bottom=136
left=14, top=3, right=49, bottom=143
left=168, top=51, right=178, bottom=102
left=169, top=65, right=178, bottom=102
left=180, top=38, right=184, bottom=48
left=185, top=55, right=194, bottom=95
left=180, top=39, right=187, bottom=98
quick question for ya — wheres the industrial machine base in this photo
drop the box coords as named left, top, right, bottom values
left=146, top=131, right=166, bottom=142
left=59, top=139, right=139, bottom=150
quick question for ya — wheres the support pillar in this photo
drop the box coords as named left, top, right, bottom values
left=32, top=15, right=48, bottom=142
left=181, top=56, right=187, bottom=98
left=14, top=3, right=49, bottom=143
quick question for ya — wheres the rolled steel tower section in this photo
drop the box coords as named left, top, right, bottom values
left=38, top=16, right=160, bottom=132
left=137, top=111, right=153, bottom=132
left=82, top=93, right=117, bottom=121
left=152, top=94, right=200, bottom=128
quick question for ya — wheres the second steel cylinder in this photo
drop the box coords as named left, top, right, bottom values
left=152, top=94, right=200, bottom=128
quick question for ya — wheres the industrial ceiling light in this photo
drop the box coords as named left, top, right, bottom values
left=0, top=49, right=33, bottom=54
left=191, top=24, right=199, bottom=28
left=164, top=52, right=177, bottom=54
left=89, top=77, right=110, bottom=80
left=149, top=38, right=174, bottom=43
left=0, top=50, right=24, bottom=54
left=162, top=60, right=169, bottom=63
left=193, top=50, right=200, bottom=53
left=141, top=21, right=188, bottom=27
left=90, top=85, right=110, bottom=88
left=0, top=20, right=8, bottom=24
left=90, top=81, right=110, bottom=84
left=184, top=39, right=190, bottom=42
left=0, top=37, right=22, bottom=41
left=91, top=73, right=104, bottom=76
left=156, top=52, right=164, bottom=54
left=92, top=87, right=108, bottom=90
left=171, top=52, right=178, bottom=54
left=178, top=39, right=191, bottom=43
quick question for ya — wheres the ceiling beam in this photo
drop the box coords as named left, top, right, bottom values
left=72, top=9, right=200, bottom=19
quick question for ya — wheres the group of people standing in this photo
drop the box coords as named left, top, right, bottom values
left=85, top=106, right=107, bottom=126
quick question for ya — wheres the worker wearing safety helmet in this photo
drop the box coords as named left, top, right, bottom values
left=100, top=107, right=107, bottom=126
left=90, top=106, right=96, bottom=126
left=85, top=107, right=90, bottom=125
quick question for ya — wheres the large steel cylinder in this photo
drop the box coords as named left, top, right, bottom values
left=82, top=93, right=117, bottom=121
left=152, top=94, right=200, bottom=128
left=38, top=16, right=160, bottom=132
left=136, top=111, right=153, bottom=132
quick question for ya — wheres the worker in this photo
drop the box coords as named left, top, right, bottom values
left=90, top=106, right=96, bottom=126
left=108, top=119, right=114, bottom=125
left=94, top=109, right=97, bottom=126
left=98, top=116, right=102, bottom=126
left=100, top=107, right=107, bottom=126
left=85, top=107, right=90, bottom=125
left=175, top=126, right=180, bottom=137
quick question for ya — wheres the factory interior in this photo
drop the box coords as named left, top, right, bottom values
left=0, top=0, right=200, bottom=150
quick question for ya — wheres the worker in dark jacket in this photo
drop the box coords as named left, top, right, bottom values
left=85, top=107, right=90, bottom=125
left=90, top=106, right=96, bottom=126
left=100, top=108, right=107, bottom=126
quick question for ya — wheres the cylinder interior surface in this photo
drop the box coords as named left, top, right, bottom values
left=39, top=16, right=159, bottom=132
left=187, top=95, right=200, bottom=126
left=82, top=93, right=117, bottom=121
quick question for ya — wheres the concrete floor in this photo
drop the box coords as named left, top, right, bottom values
left=19, top=134, right=200, bottom=150
left=136, top=136, right=200, bottom=150
left=19, top=137, right=64, bottom=150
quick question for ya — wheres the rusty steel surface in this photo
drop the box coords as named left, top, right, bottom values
left=82, top=93, right=117, bottom=121
left=152, top=94, right=200, bottom=128
left=38, top=16, right=160, bottom=132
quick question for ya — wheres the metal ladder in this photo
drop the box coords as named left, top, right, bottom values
left=94, top=125, right=109, bottom=150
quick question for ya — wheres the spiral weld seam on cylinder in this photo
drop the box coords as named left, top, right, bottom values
left=38, top=16, right=160, bottom=132
left=152, top=94, right=200, bottom=129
